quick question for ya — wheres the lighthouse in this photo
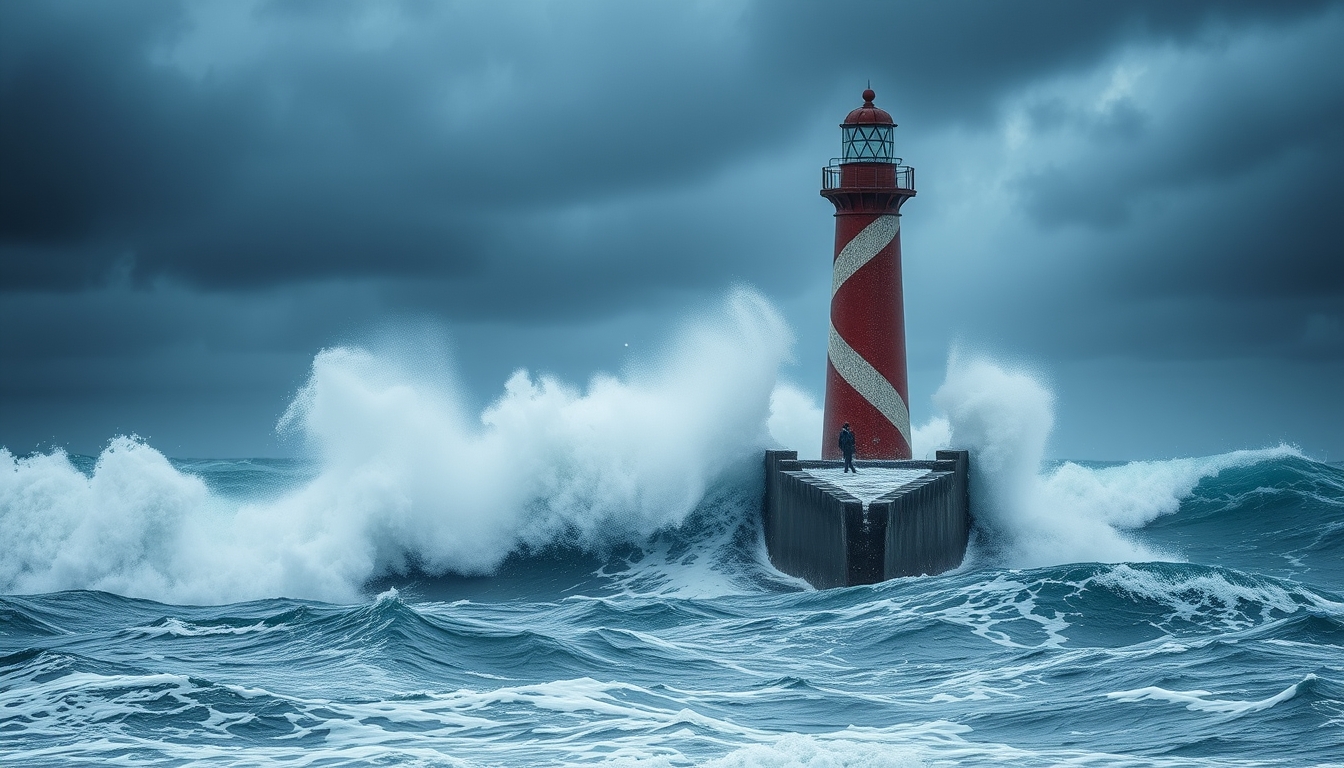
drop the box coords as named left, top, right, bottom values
left=820, top=89, right=916, bottom=460
left=761, top=89, right=968, bottom=588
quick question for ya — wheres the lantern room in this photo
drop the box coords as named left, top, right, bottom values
left=841, top=89, right=895, bottom=163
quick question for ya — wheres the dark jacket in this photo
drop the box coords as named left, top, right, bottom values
left=838, top=428, right=855, bottom=454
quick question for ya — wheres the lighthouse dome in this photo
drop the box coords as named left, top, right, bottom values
left=842, top=89, right=895, bottom=126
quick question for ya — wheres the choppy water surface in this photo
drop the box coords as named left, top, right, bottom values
left=2, top=453, right=1342, bottom=766
left=2, top=305, right=1341, bottom=765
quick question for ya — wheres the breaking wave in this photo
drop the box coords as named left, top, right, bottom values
left=911, top=353, right=1301, bottom=569
left=0, top=289, right=1318, bottom=604
left=1, top=289, right=789, bottom=603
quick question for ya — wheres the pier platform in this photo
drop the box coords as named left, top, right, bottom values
left=763, top=449, right=971, bottom=588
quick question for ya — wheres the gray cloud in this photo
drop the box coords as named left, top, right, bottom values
left=5, top=0, right=1332, bottom=297
left=2, top=0, right=1342, bottom=458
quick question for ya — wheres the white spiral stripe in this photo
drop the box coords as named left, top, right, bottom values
left=828, top=214, right=909, bottom=447
left=831, top=215, right=900, bottom=296
left=828, top=323, right=912, bottom=448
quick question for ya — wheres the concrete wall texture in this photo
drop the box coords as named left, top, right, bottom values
left=763, top=449, right=971, bottom=588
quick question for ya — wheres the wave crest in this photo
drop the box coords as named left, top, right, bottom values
left=1, top=289, right=791, bottom=603
left=915, top=353, right=1302, bottom=568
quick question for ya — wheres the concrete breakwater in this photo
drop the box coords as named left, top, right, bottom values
left=763, top=450, right=971, bottom=588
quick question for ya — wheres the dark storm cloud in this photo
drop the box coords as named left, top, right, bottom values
left=1, top=0, right=802, bottom=296
left=748, top=0, right=1333, bottom=123
left=1010, top=16, right=1344, bottom=301
left=3, top=0, right=1344, bottom=458
left=4, top=0, right=1333, bottom=304
left=1, top=3, right=252, bottom=259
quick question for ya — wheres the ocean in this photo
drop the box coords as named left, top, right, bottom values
left=2, top=293, right=1341, bottom=766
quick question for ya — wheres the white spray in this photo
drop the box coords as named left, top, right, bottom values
left=0, top=288, right=791, bottom=603
left=913, top=352, right=1299, bottom=568
left=0, top=293, right=1301, bottom=603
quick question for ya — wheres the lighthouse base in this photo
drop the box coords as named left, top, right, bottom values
left=763, top=449, right=971, bottom=589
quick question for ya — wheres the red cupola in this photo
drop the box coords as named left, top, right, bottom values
left=843, top=89, right=894, bottom=125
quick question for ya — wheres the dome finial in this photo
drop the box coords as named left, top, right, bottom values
left=862, top=87, right=875, bottom=106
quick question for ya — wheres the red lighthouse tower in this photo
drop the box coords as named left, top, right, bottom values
left=820, top=89, right=916, bottom=460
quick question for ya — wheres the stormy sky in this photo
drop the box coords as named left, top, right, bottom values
left=2, top=0, right=1342, bottom=460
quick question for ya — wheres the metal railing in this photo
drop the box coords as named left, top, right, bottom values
left=832, top=156, right=903, bottom=166
left=822, top=163, right=915, bottom=192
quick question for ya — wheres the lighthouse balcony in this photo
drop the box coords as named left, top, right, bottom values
left=822, top=162, right=915, bottom=193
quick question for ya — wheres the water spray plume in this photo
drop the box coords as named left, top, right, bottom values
left=0, top=291, right=1300, bottom=602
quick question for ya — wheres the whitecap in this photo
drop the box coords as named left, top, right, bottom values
left=1105, top=675, right=1313, bottom=716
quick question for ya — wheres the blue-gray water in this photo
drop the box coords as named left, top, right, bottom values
left=1, top=452, right=1341, bottom=766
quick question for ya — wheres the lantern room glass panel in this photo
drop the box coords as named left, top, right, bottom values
left=842, top=125, right=894, bottom=163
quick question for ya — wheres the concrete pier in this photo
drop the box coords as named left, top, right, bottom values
left=763, top=449, right=971, bottom=588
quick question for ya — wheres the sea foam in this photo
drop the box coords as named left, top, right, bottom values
left=0, top=290, right=1303, bottom=603
left=1, top=289, right=792, bottom=603
left=910, top=353, right=1300, bottom=569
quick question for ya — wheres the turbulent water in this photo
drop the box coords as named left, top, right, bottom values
left=2, top=292, right=1342, bottom=766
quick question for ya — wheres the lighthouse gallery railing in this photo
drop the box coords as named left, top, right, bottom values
left=822, top=163, right=915, bottom=192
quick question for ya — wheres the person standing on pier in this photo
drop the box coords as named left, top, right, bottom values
left=839, top=423, right=857, bottom=473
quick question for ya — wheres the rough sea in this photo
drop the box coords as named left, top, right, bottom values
left=2, top=292, right=1342, bottom=766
